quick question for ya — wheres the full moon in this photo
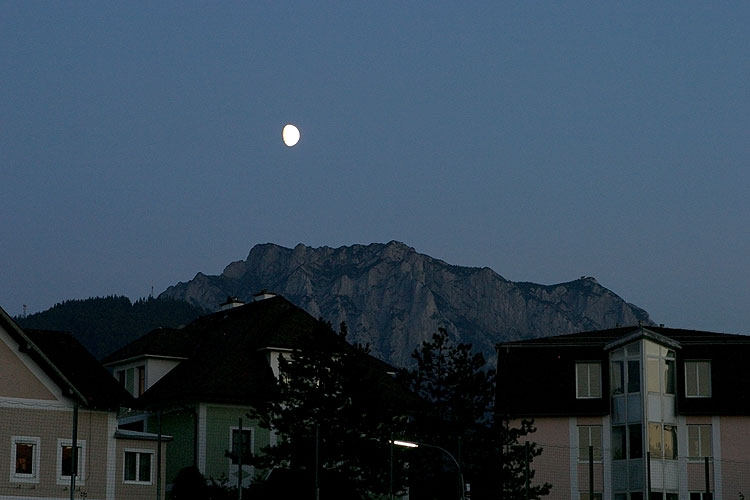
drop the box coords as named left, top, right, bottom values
left=282, top=124, right=300, bottom=147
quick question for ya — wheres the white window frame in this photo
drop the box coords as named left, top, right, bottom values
left=576, top=362, right=602, bottom=399
left=685, top=361, right=711, bottom=398
left=228, top=426, right=254, bottom=465
left=123, top=448, right=154, bottom=485
left=10, top=436, right=41, bottom=483
left=578, top=425, right=603, bottom=462
left=687, top=424, right=712, bottom=460
left=57, top=438, right=86, bottom=485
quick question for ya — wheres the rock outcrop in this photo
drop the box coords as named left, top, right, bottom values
left=160, top=241, right=652, bottom=366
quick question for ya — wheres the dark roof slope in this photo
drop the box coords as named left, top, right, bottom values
left=135, top=296, right=417, bottom=410
left=0, top=304, right=133, bottom=410
left=497, top=325, right=750, bottom=348
left=496, top=325, right=750, bottom=418
left=101, top=327, right=198, bottom=365
left=25, top=329, right=135, bottom=410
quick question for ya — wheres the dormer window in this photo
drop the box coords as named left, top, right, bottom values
left=576, top=362, right=602, bottom=399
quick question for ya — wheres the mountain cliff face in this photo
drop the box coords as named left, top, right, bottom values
left=159, top=242, right=652, bottom=366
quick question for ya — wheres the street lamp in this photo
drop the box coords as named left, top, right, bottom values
left=391, top=439, right=465, bottom=500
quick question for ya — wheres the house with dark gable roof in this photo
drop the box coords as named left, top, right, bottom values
left=496, top=325, right=750, bottom=500
left=102, top=293, right=412, bottom=491
left=0, top=304, right=168, bottom=500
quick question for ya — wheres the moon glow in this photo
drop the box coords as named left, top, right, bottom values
left=282, top=124, right=300, bottom=147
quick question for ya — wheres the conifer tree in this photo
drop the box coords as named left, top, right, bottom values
left=401, top=328, right=550, bottom=499
left=249, top=320, right=409, bottom=499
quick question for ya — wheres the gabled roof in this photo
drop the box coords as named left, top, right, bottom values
left=496, top=325, right=750, bottom=349
left=0, top=304, right=134, bottom=410
left=103, top=296, right=323, bottom=366
left=129, top=296, right=415, bottom=410
left=101, top=327, right=197, bottom=365
left=496, top=324, right=750, bottom=417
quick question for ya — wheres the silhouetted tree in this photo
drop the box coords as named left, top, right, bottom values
left=401, top=328, right=550, bottom=499
left=249, top=320, right=410, bottom=499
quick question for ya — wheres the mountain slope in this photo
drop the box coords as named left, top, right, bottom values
left=160, top=242, right=652, bottom=366
left=16, top=296, right=207, bottom=360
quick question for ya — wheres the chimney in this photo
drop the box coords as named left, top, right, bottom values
left=219, top=296, right=245, bottom=311
left=253, top=289, right=277, bottom=302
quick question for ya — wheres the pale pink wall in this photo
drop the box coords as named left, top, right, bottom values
left=0, top=407, right=110, bottom=498
left=115, top=438, right=168, bottom=500
left=0, top=330, right=56, bottom=400
left=718, top=416, right=750, bottom=498
left=518, top=417, right=571, bottom=500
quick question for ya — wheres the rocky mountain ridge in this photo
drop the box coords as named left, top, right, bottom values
left=160, top=241, right=652, bottom=366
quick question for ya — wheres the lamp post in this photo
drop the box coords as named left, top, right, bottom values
left=391, top=440, right=465, bottom=500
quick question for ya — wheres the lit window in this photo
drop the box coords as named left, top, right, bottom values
left=124, top=450, right=152, bottom=484
left=685, top=361, right=711, bottom=398
left=649, top=423, right=662, bottom=458
left=646, top=343, right=675, bottom=394
left=578, top=426, right=602, bottom=461
left=649, top=423, right=677, bottom=460
left=688, top=425, right=712, bottom=459
left=11, top=436, right=40, bottom=483
left=576, top=362, right=602, bottom=399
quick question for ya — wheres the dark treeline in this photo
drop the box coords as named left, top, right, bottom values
left=16, top=295, right=207, bottom=360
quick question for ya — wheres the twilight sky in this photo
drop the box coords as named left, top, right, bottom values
left=2, top=3, right=748, bottom=334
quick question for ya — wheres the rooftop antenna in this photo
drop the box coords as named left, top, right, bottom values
left=22, top=304, right=27, bottom=318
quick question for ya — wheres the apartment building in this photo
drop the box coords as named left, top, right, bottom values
left=496, top=325, right=750, bottom=500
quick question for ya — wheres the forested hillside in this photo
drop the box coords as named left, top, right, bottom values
left=16, top=296, right=207, bottom=360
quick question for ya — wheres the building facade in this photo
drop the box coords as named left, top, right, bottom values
left=0, top=304, right=168, bottom=500
left=103, top=294, right=410, bottom=492
left=497, top=326, right=750, bottom=500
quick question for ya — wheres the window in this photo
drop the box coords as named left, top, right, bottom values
left=613, top=425, right=642, bottom=460
left=650, top=494, right=679, bottom=500
left=688, top=425, right=712, bottom=459
left=649, top=423, right=677, bottom=460
left=580, top=494, right=602, bottom=500
left=612, top=361, right=624, bottom=395
left=628, top=360, right=641, bottom=393
left=577, top=362, right=602, bottom=398
left=613, top=426, right=626, bottom=460
left=230, top=428, right=252, bottom=465
left=647, top=344, right=676, bottom=394
left=578, top=426, right=602, bottom=461
left=664, top=425, right=677, bottom=460
left=616, top=494, right=645, bottom=500
left=137, top=365, right=146, bottom=396
left=664, top=360, right=675, bottom=394
left=628, top=424, right=643, bottom=459
left=57, top=439, right=86, bottom=485
left=649, top=423, right=662, bottom=458
left=686, top=361, right=711, bottom=398
left=11, top=436, right=40, bottom=483
left=690, top=493, right=713, bottom=500
left=124, top=450, right=152, bottom=484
